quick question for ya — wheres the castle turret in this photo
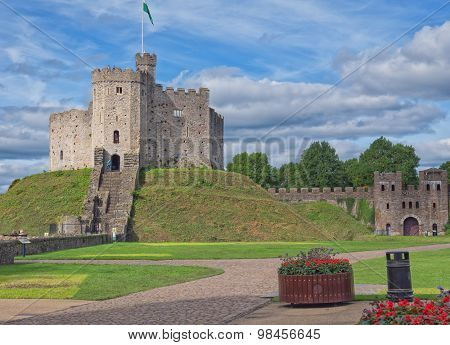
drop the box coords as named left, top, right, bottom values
left=135, top=53, right=157, bottom=82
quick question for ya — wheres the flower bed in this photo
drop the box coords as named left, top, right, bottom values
left=278, top=248, right=354, bottom=304
left=359, top=297, right=450, bottom=325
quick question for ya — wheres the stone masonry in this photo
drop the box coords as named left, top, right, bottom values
left=49, top=53, right=224, bottom=237
left=269, top=169, right=449, bottom=236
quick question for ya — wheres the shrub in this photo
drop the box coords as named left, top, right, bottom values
left=359, top=295, right=449, bottom=325
left=278, top=247, right=352, bottom=275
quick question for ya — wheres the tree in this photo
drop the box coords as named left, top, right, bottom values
left=358, top=137, right=420, bottom=185
left=227, top=152, right=277, bottom=188
left=298, top=141, right=346, bottom=188
left=278, top=162, right=303, bottom=189
left=343, top=158, right=365, bottom=187
left=440, top=161, right=450, bottom=182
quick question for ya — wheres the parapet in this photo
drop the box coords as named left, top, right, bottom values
left=268, top=186, right=374, bottom=202
left=135, top=52, right=157, bottom=68
left=92, top=67, right=143, bottom=83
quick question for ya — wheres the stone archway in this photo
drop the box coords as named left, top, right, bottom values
left=403, top=217, right=419, bottom=236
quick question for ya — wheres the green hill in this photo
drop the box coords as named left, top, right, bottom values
left=0, top=169, right=91, bottom=236
left=0, top=168, right=371, bottom=240
left=130, top=168, right=371, bottom=242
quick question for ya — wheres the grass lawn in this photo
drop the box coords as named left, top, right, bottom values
left=18, top=236, right=450, bottom=261
left=353, top=248, right=450, bottom=298
left=0, top=263, right=222, bottom=300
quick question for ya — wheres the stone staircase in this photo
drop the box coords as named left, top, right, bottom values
left=82, top=148, right=139, bottom=239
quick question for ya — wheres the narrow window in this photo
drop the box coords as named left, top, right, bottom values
left=186, top=127, right=189, bottom=137
left=433, top=203, right=436, bottom=209
left=391, top=184, right=395, bottom=191
left=386, top=203, right=390, bottom=210
left=437, top=184, right=441, bottom=191
left=402, top=202, right=406, bottom=209
left=60, top=150, right=63, bottom=160
left=409, top=201, right=413, bottom=209
left=116, top=86, right=123, bottom=94
left=113, top=130, right=120, bottom=144
left=427, top=184, right=430, bottom=191
left=381, top=185, right=385, bottom=191
left=416, top=201, right=419, bottom=209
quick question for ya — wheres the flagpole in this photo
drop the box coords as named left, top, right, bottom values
left=141, top=0, right=144, bottom=54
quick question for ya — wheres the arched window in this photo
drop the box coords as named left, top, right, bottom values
left=113, top=131, right=120, bottom=144
left=432, top=223, right=438, bottom=236
left=402, top=201, right=406, bottom=209
left=437, top=184, right=441, bottom=191
left=391, top=184, right=395, bottom=191
left=60, top=150, right=63, bottom=160
left=381, top=185, right=385, bottom=191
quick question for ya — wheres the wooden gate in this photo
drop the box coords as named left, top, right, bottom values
left=403, top=217, right=419, bottom=236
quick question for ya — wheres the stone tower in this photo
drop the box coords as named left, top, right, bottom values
left=49, top=52, right=224, bottom=236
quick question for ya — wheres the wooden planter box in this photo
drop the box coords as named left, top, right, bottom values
left=279, top=272, right=355, bottom=304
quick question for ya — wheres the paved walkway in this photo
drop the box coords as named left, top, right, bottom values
left=7, top=243, right=450, bottom=325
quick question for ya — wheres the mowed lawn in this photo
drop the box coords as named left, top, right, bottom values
left=18, top=236, right=450, bottom=261
left=353, top=248, right=450, bottom=296
left=0, top=264, right=222, bottom=300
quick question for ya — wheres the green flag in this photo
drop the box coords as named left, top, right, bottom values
left=143, top=1, right=154, bottom=25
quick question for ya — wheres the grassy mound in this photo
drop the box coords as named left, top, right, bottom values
left=0, top=169, right=91, bottom=236
left=131, top=168, right=370, bottom=242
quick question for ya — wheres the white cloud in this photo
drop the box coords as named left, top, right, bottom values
left=338, top=22, right=450, bottom=99
left=0, top=158, right=48, bottom=193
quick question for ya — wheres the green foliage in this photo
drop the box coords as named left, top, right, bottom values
left=0, top=169, right=91, bottom=236
left=345, top=197, right=355, bottom=213
left=227, top=152, right=278, bottom=188
left=343, top=158, right=366, bottom=187
left=278, top=162, right=303, bottom=188
left=279, top=248, right=352, bottom=275
left=439, top=161, right=450, bottom=182
left=0, top=263, right=222, bottom=300
left=298, top=141, right=346, bottom=188
left=356, top=199, right=375, bottom=225
left=358, top=136, right=420, bottom=185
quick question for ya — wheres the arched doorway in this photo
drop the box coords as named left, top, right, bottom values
left=111, top=154, right=120, bottom=171
left=432, top=223, right=438, bottom=237
left=386, top=224, right=391, bottom=236
left=403, top=217, right=419, bottom=236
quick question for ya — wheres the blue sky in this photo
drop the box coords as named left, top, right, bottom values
left=1, top=0, right=450, bottom=191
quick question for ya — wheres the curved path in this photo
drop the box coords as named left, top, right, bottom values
left=8, top=243, right=450, bottom=325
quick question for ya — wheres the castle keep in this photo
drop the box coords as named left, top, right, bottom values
left=269, top=169, right=449, bottom=236
left=50, top=53, right=224, bottom=172
left=49, top=53, right=224, bottom=235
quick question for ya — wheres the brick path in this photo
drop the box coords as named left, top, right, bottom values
left=8, top=243, right=450, bottom=325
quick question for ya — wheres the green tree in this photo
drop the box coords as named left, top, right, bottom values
left=440, top=161, right=450, bottom=182
left=278, top=162, right=303, bottom=188
left=343, top=158, right=365, bottom=187
left=298, top=141, right=346, bottom=188
left=358, top=137, right=420, bottom=185
left=227, top=152, right=277, bottom=188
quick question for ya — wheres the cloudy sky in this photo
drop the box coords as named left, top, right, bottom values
left=1, top=0, right=450, bottom=192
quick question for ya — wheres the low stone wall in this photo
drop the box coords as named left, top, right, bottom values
left=0, top=241, right=16, bottom=264
left=0, top=234, right=112, bottom=263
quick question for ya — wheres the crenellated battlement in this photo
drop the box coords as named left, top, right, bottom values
left=162, top=86, right=210, bottom=98
left=268, top=186, right=374, bottom=202
left=92, top=67, right=144, bottom=83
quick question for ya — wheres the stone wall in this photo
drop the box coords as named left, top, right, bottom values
left=268, top=186, right=373, bottom=203
left=0, top=234, right=111, bottom=263
left=0, top=241, right=16, bottom=264
left=49, top=108, right=92, bottom=171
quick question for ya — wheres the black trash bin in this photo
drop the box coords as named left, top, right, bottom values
left=386, top=251, right=413, bottom=301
